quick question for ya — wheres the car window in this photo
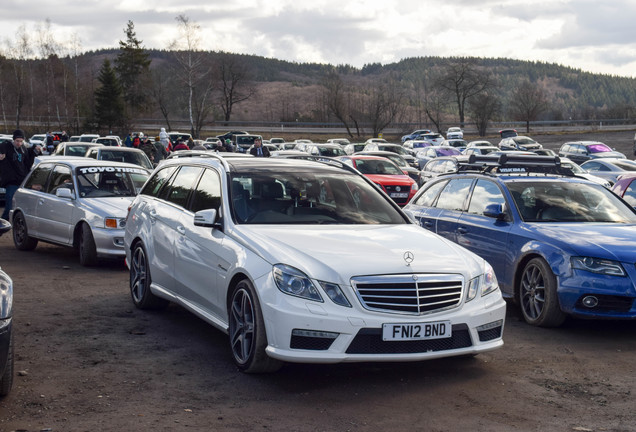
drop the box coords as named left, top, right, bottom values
left=163, top=166, right=203, bottom=208
left=467, top=180, right=506, bottom=216
left=582, top=161, right=602, bottom=171
left=86, top=149, right=98, bottom=159
left=141, top=166, right=178, bottom=198
left=436, top=178, right=474, bottom=211
left=76, top=166, right=147, bottom=198
left=230, top=170, right=405, bottom=225
left=588, top=143, right=612, bottom=153
left=190, top=168, right=222, bottom=213
left=622, top=180, right=636, bottom=208
left=508, top=181, right=636, bottom=223
left=47, top=165, right=74, bottom=194
left=412, top=180, right=448, bottom=207
left=24, top=164, right=53, bottom=192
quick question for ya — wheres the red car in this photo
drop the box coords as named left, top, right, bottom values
left=339, top=155, right=418, bottom=206
left=611, top=173, right=636, bottom=208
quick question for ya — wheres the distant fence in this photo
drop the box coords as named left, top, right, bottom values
left=3, top=117, right=635, bottom=138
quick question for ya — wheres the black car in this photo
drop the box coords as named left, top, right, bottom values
left=216, top=130, right=249, bottom=143
left=0, top=218, right=14, bottom=396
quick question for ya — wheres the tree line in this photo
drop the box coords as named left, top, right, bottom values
left=2, top=18, right=636, bottom=139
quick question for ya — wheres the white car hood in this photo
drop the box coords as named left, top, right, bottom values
left=81, top=196, right=136, bottom=217
left=232, top=224, right=482, bottom=284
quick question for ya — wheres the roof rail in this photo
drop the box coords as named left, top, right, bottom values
left=459, top=154, right=575, bottom=176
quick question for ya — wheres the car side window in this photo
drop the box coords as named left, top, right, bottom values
left=24, top=164, right=54, bottom=192
left=622, top=181, right=636, bottom=208
left=47, top=165, right=74, bottom=194
left=436, top=178, right=473, bottom=211
left=141, top=166, right=177, bottom=197
left=190, top=168, right=222, bottom=213
left=582, top=162, right=600, bottom=171
left=467, top=180, right=506, bottom=216
left=412, top=180, right=448, bottom=207
left=86, top=149, right=98, bottom=159
left=163, top=166, right=203, bottom=208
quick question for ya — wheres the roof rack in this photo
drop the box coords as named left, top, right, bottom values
left=457, top=154, right=575, bottom=177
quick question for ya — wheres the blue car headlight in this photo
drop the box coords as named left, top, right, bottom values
left=467, top=261, right=499, bottom=301
left=571, top=257, right=626, bottom=276
left=273, top=264, right=323, bottom=302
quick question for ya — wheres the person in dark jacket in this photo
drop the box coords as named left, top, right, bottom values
left=249, top=138, right=270, bottom=157
left=0, top=129, right=42, bottom=220
left=152, top=136, right=168, bottom=165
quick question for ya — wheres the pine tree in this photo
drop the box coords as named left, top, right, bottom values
left=95, top=59, right=125, bottom=132
left=114, top=20, right=151, bottom=113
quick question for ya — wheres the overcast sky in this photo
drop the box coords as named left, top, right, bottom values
left=2, top=0, right=636, bottom=77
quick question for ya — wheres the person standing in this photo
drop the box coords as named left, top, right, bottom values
left=139, top=137, right=156, bottom=163
left=159, top=128, right=170, bottom=152
left=0, top=129, right=42, bottom=220
left=124, top=133, right=133, bottom=148
left=249, top=138, right=270, bottom=157
left=152, top=136, right=168, bottom=164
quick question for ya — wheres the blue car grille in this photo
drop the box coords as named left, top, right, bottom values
left=351, top=274, right=464, bottom=315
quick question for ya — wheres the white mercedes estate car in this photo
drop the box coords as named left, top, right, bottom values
left=124, top=155, right=506, bottom=372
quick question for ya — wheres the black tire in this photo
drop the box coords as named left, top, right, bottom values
left=79, top=223, right=97, bottom=266
left=12, top=212, right=38, bottom=251
left=228, top=279, right=282, bottom=373
left=129, top=242, right=168, bottom=310
left=0, top=331, right=14, bottom=397
left=519, top=257, right=566, bottom=327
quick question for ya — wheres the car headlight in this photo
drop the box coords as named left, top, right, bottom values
left=273, top=264, right=323, bottom=302
left=467, top=261, right=499, bottom=301
left=411, top=183, right=418, bottom=192
left=571, top=257, right=625, bottom=276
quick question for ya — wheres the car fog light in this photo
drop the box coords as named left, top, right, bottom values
left=476, top=320, right=503, bottom=332
left=291, top=329, right=339, bottom=339
left=581, top=296, right=599, bottom=308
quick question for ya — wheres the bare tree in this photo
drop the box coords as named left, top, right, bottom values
left=36, top=19, right=61, bottom=128
left=322, top=70, right=355, bottom=138
left=469, top=92, right=501, bottom=136
left=364, top=75, right=405, bottom=137
left=2, top=24, right=32, bottom=129
left=169, top=15, right=212, bottom=137
left=150, top=68, right=174, bottom=131
left=217, top=53, right=255, bottom=123
left=509, top=80, right=549, bottom=133
left=436, top=58, right=493, bottom=127
left=424, top=87, right=449, bottom=133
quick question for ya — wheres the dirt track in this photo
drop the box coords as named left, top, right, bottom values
left=0, top=130, right=635, bottom=432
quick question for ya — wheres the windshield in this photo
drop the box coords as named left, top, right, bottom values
left=316, top=146, right=346, bottom=157
left=515, top=137, right=536, bottom=145
left=355, top=159, right=404, bottom=176
left=508, top=181, right=636, bottom=223
left=437, top=148, right=461, bottom=156
left=76, top=166, right=149, bottom=197
left=100, top=150, right=153, bottom=170
left=230, top=171, right=405, bottom=225
left=588, top=143, right=612, bottom=153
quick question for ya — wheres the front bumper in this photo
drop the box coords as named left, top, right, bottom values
left=255, top=273, right=506, bottom=364
left=92, top=227, right=126, bottom=258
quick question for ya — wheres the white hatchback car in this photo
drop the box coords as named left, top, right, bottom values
left=11, top=158, right=150, bottom=265
left=124, top=155, right=506, bottom=372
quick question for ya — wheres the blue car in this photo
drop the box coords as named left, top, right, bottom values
left=403, top=154, right=636, bottom=327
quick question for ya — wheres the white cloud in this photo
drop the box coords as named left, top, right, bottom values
left=0, top=0, right=635, bottom=77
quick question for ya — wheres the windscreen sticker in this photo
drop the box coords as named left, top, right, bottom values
left=79, top=166, right=147, bottom=175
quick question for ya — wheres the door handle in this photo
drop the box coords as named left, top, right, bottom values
left=457, top=227, right=468, bottom=234
left=177, top=226, right=186, bottom=235
left=148, top=209, right=157, bottom=219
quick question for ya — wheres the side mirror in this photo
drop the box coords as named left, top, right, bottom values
left=194, top=208, right=221, bottom=229
left=483, top=203, right=507, bottom=220
left=56, top=188, right=74, bottom=199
